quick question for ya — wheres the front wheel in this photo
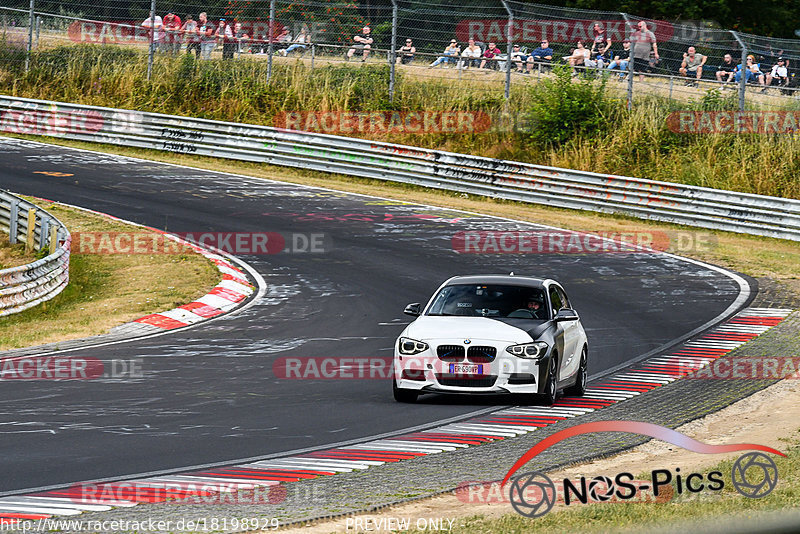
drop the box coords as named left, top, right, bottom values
left=539, top=355, right=558, bottom=406
left=393, top=379, right=418, bottom=403
left=565, top=347, right=587, bottom=397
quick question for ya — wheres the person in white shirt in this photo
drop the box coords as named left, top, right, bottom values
left=765, top=57, right=789, bottom=88
left=141, top=14, right=164, bottom=54
left=460, top=39, right=482, bottom=69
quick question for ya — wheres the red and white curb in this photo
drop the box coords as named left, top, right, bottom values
left=0, top=307, right=792, bottom=524
left=133, top=233, right=255, bottom=331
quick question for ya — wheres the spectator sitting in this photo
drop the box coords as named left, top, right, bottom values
left=346, top=26, right=373, bottom=62
left=526, top=39, right=552, bottom=73
left=606, top=39, right=631, bottom=77
left=679, top=46, right=706, bottom=87
left=765, top=57, right=789, bottom=90
left=585, top=48, right=607, bottom=69
left=565, top=40, right=590, bottom=73
left=510, top=44, right=527, bottom=72
left=280, top=26, right=310, bottom=56
left=397, top=38, right=416, bottom=64
left=429, top=39, right=460, bottom=68
left=715, top=53, right=736, bottom=85
left=734, top=55, right=765, bottom=86
left=480, top=42, right=502, bottom=69
left=460, top=39, right=482, bottom=69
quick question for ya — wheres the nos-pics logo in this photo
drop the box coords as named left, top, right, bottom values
left=503, top=421, right=782, bottom=518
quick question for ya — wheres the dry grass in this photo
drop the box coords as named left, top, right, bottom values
left=0, top=200, right=220, bottom=350
left=0, top=234, right=36, bottom=269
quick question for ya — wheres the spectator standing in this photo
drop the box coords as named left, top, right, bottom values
left=197, top=13, right=215, bottom=60
left=630, top=20, right=658, bottom=81
left=233, top=22, right=250, bottom=55
left=397, top=39, right=416, bottom=64
left=429, top=39, right=460, bottom=68
left=591, top=22, right=611, bottom=56
left=480, top=42, right=502, bottom=69
left=346, top=27, right=373, bottom=61
left=163, top=13, right=182, bottom=55
left=606, top=39, right=631, bottom=77
left=141, top=14, right=164, bottom=55
left=181, top=15, right=200, bottom=58
left=460, top=39, right=482, bottom=69
left=215, top=18, right=235, bottom=60
left=526, top=39, right=553, bottom=73
left=715, top=53, right=736, bottom=85
left=679, top=46, right=706, bottom=86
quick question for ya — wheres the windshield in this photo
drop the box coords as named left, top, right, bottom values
left=426, top=284, right=548, bottom=319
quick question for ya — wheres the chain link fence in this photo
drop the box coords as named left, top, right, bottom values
left=2, top=0, right=800, bottom=109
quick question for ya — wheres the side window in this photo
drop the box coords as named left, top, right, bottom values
left=548, top=287, right=562, bottom=316
left=556, top=286, right=571, bottom=309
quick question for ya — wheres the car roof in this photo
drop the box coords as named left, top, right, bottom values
left=443, top=275, right=551, bottom=289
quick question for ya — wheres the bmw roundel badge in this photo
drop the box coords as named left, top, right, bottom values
left=464, top=339, right=471, bottom=344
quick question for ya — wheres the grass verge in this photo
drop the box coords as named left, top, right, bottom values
left=0, top=233, right=36, bottom=269
left=431, top=436, right=800, bottom=534
left=0, top=200, right=220, bottom=350
left=5, top=134, right=799, bottom=303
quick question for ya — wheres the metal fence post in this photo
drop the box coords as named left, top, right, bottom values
left=8, top=200, right=19, bottom=245
left=35, top=15, right=40, bottom=49
left=389, top=0, right=398, bottom=102
left=146, top=0, right=156, bottom=81
left=501, top=0, right=513, bottom=100
left=25, top=0, right=34, bottom=73
left=621, top=13, right=633, bottom=111
left=267, top=0, right=276, bottom=82
left=730, top=31, right=747, bottom=112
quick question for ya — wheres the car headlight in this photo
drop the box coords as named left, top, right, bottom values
left=398, top=337, right=429, bottom=355
left=506, top=341, right=549, bottom=359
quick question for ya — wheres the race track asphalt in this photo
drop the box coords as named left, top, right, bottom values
left=0, top=137, right=750, bottom=493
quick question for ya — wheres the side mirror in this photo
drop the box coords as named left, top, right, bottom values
left=403, top=303, right=421, bottom=317
left=554, top=308, right=579, bottom=322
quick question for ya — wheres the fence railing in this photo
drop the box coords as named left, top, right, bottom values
left=0, top=190, right=71, bottom=317
left=2, top=95, right=798, bottom=242
left=2, top=1, right=800, bottom=110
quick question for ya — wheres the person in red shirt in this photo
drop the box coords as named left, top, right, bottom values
left=480, top=42, right=502, bottom=70
left=163, top=13, right=182, bottom=55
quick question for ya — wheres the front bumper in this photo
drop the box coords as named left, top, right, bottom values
left=394, top=340, right=546, bottom=395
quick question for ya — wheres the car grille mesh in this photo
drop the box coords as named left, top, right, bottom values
left=437, top=345, right=465, bottom=362
left=467, top=346, right=497, bottom=363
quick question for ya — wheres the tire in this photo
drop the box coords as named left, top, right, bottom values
left=393, top=379, right=418, bottom=403
left=539, top=355, right=558, bottom=406
left=565, top=347, right=587, bottom=397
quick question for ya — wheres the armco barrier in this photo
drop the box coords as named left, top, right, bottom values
left=1, top=95, right=799, bottom=241
left=0, top=191, right=70, bottom=317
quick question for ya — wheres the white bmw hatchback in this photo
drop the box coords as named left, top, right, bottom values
left=393, top=275, right=589, bottom=404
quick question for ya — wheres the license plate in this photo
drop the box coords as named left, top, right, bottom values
left=449, top=363, right=484, bottom=375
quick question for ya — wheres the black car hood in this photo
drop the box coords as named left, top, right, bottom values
left=491, top=318, right=553, bottom=340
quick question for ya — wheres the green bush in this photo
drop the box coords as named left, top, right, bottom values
left=526, top=63, right=615, bottom=147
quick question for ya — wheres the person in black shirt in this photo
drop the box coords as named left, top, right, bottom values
left=715, top=53, right=736, bottom=84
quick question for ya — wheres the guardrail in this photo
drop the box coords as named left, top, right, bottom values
left=1, top=95, right=799, bottom=242
left=0, top=190, right=70, bottom=317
